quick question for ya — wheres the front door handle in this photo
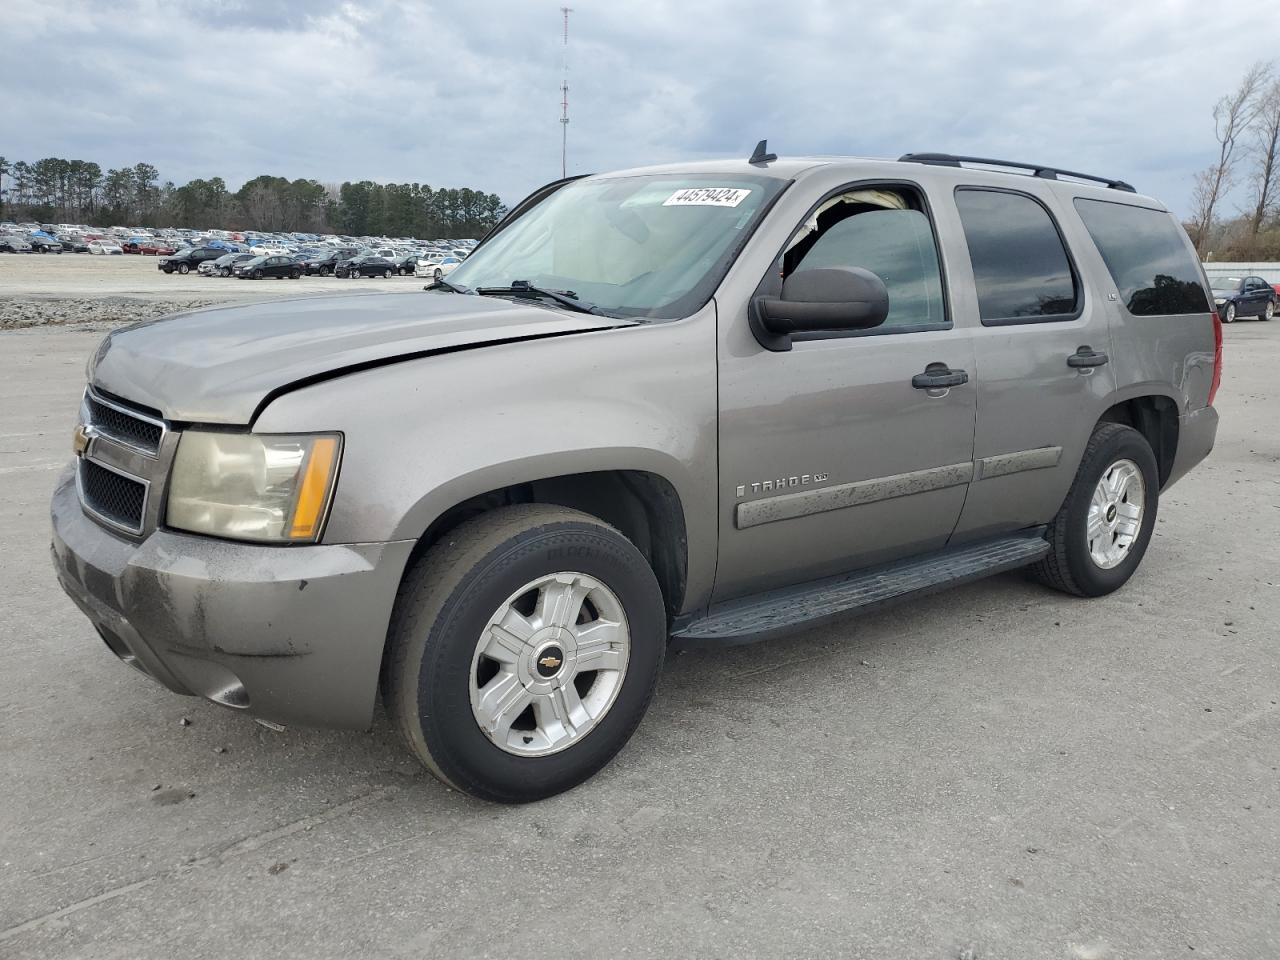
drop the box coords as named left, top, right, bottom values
left=1067, top=346, right=1109, bottom=368
left=911, top=364, right=969, bottom=389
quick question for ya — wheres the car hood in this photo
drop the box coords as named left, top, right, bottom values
left=88, top=292, right=638, bottom=424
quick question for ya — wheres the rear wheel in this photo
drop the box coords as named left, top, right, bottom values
left=384, top=505, right=665, bottom=803
left=1032, top=422, right=1159, bottom=598
left=1265, top=301, right=1274, bottom=321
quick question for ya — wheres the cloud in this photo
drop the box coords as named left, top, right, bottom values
left=0, top=0, right=1266, bottom=215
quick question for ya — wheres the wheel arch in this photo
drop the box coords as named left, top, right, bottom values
left=1097, top=391, right=1180, bottom=488
left=400, top=467, right=690, bottom=624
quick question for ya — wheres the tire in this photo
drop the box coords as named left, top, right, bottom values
left=1031, top=422, right=1159, bottom=598
left=252, top=269, right=263, bottom=279
left=434, top=269, right=443, bottom=282
left=178, top=263, right=190, bottom=274
left=1223, top=303, right=1236, bottom=323
left=383, top=504, right=666, bottom=803
left=321, top=266, right=332, bottom=277
left=384, top=268, right=393, bottom=279
left=1265, top=301, right=1274, bottom=321
left=220, top=268, right=230, bottom=277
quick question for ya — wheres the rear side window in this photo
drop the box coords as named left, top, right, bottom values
left=954, top=188, right=1078, bottom=324
left=1073, top=199, right=1209, bottom=316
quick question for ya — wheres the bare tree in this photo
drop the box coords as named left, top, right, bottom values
left=1246, top=75, right=1280, bottom=240
left=1191, top=61, right=1270, bottom=256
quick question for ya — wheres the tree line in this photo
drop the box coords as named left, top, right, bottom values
left=0, top=156, right=507, bottom=239
left=1190, top=61, right=1280, bottom=260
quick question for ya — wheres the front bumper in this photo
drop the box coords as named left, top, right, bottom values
left=50, top=468, right=415, bottom=729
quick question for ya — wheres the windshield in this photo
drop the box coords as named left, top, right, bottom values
left=1211, top=276, right=1242, bottom=291
left=447, top=173, right=787, bottom=319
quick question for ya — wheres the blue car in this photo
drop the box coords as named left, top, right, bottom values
left=1210, top=275, right=1276, bottom=323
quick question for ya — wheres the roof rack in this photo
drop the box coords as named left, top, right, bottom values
left=898, top=153, right=1136, bottom=193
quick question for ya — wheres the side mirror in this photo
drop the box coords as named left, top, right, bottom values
left=751, top=267, right=890, bottom=351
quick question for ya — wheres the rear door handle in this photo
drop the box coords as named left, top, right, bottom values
left=911, top=364, right=969, bottom=389
left=1067, top=346, right=1109, bottom=368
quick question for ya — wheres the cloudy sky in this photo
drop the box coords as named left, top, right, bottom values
left=3, top=0, right=1270, bottom=215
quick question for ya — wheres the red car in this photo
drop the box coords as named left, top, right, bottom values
left=138, top=240, right=177, bottom=256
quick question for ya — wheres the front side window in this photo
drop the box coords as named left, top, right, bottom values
left=448, top=174, right=787, bottom=319
left=955, top=188, right=1078, bottom=324
left=1073, top=198, right=1209, bottom=316
left=781, top=187, right=947, bottom=333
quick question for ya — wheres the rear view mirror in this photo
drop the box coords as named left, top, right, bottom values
left=752, top=267, right=890, bottom=351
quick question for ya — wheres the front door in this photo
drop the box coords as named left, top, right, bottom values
left=714, top=180, right=977, bottom=602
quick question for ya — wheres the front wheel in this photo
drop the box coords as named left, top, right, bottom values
left=1264, top=301, right=1274, bottom=321
left=1223, top=303, right=1236, bottom=323
left=1031, top=422, right=1159, bottom=598
left=383, top=505, right=665, bottom=803
left=384, top=268, right=393, bottom=279
left=252, top=269, right=263, bottom=279
left=220, top=268, right=231, bottom=277
left=320, top=266, right=332, bottom=276
left=434, top=269, right=443, bottom=282
left=178, top=263, right=190, bottom=275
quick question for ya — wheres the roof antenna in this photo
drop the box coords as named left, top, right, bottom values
left=749, top=139, right=777, bottom=165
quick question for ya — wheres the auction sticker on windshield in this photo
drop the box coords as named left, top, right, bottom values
left=663, top=187, right=752, bottom=207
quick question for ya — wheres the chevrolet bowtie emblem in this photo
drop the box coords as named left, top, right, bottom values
left=72, top=424, right=92, bottom=457
left=538, top=655, right=562, bottom=670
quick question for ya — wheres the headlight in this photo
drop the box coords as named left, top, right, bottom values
left=1214, top=298, right=1226, bottom=305
left=167, top=432, right=342, bottom=543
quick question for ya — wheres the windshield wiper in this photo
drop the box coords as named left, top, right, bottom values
left=475, top=280, right=606, bottom=316
left=425, top=277, right=470, bottom=294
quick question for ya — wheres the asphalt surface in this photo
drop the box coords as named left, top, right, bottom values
left=1, top=319, right=1277, bottom=960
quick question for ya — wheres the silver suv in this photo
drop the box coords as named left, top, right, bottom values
left=51, top=148, right=1222, bottom=802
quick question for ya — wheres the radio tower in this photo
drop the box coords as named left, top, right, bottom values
left=560, top=6, right=572, bottom=178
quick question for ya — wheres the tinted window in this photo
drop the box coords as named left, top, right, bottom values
left=955, top=189, right=1077, bottom=323
left=1074, top=199, right=1209, bottom=316
left=793, top=208, right=947, bottom=331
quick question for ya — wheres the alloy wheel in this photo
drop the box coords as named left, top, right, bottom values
left=469, top=572, right=631, bottom=757
left=1087, top=458, right=1146, bottom=570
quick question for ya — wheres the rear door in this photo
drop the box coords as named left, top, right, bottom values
left=947, top=185, right=1118, bottom=542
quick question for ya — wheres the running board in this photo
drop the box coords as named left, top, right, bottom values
left=672, top=530, right=1049, bottom=646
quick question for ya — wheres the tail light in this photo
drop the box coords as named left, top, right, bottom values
left=1208, top=311, right=1223, bottom=406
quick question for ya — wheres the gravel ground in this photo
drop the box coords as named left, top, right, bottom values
left=0, top=312, right=1277, bottom=959
left=0, top=252, right=422, bottom=328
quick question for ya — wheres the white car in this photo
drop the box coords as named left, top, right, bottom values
left=87, top=239, right=124, bottom=255
left=414, top=255, right=464, bottom=282
left=248, top=243, right=290, bottom=256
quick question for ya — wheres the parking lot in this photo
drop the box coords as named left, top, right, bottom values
left=1, top=268, right=1277, bottom=958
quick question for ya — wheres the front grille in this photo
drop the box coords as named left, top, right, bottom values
left=79, top=459, right=147, bottom=533
left=86, top=393, right=164, bottom=456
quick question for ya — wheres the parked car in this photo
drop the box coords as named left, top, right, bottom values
left=29, top=234, right=65, bottom=254
left=336, top=254, right=396, bottom=278
left=0, top=235, right=34, bottom=253
left=248, top=243, right=290, bottom=256
left=1209, top=275, right=1275, bottom=322
left=392, top=253, right=422, bottom=276
left=57, top=236, right=91, bottom=253
left=417, top=255, right=463, bottom=282
left=233, top=254, right=304, bottom=279
left=158, top=246, right=225, bottom=273
left=200, top=253, right=255, bottom=277
left=87, top=239, right=124, bottom=255
left=305, top=248, right=361, bottom=276
left=137, top=240, right=177, bottom=256
left=51, top=150, right=1221, bottom=802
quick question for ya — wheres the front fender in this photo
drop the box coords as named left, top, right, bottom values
left=253, top=307, right=719, bottom=613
